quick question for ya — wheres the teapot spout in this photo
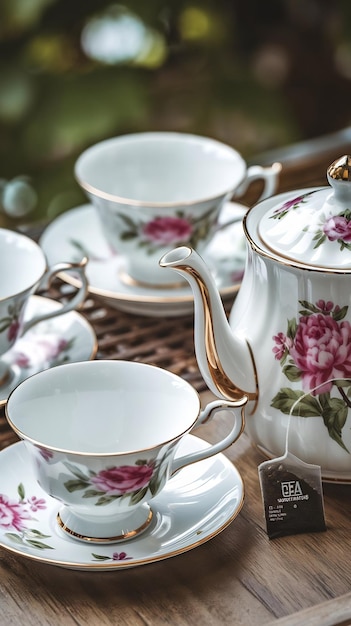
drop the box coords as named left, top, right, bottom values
left=159, top=246, right=258, bottom=410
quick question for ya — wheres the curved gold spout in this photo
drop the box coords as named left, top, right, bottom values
left=160, top=246, right=259, bottom=412
left=183, top=264, right=259, bottom=413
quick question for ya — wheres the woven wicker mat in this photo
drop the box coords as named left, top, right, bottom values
left=49, top=280, right=210, bottom=391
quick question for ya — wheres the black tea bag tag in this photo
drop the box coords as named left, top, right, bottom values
left=258, top=452, right=327, bottom=539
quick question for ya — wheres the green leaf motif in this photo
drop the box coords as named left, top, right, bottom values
left=340, top=209, right=351, bottom=220
left=282, top=363, right=302, bottom=382
left=63, top=462, right=91, bottom=482
left=6, top=531, right=54, bottom=550
left=333, top=306, right=348, bottom=321
left=118, top=213, right=139, bottom=231
left=312, top=231, right=326, bottom=249
left=286, top=317, right=297, bottom=340
left=339, top=240, right=351, bottom=252
left=26, top=540, right=54, bottom=550
left=298, top=300, right=320, bottom=315
left=25, top=529, right=51, bottom=539
left=91, top=553, right=110, bottom=561
left=333, top=379, right=351, bottom=388
left=95, top=495, right=119, bottom=506
left=5, top=533, right=25, bottom=545
left=319, top=394, right=349, bottom=453
left=120, top=231, right=137, bottom=241
left=82, top=489, right=104, bottom=499
left=64, top=479, right=90, bottom=493
left=0, top=319, right=12, bottom=332
left=17, top=483, right=25, bottom=501
left=129, top=485, right=148, bottom=505
left=271, top=388, right=322, bottom=417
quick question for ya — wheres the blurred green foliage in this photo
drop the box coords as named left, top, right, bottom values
left=0, top=0, right=351, bottom=225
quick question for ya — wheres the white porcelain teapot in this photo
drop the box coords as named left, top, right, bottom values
left=160, top=155, right=351, bottom=482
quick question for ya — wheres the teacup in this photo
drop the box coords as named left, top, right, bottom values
left=0, top=227, right=88, bottom=385
left=74, top=132, right=280, bottom=287
left=5, top=359, right=247, bottom=543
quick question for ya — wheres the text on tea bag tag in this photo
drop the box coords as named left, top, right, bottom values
left=258, top=383, right=329, bottom=539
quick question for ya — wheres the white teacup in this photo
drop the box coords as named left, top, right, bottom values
left=5, top=359, right=247, bottom=543
left=75, top=132, right=279, bottom=287
left=0, top=228, right=88, bottom=384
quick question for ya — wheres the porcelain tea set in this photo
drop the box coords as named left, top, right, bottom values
left=2, top=131, right=351, bottom=570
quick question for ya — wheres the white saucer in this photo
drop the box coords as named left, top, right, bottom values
left=39, top=202, right=247, bottom=317
left=0, top=296, right=97, bottom=406
left=0, top=436, right=244, bottom=571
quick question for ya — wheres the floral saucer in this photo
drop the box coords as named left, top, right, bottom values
left=0, top=296, right=97, bottom=406
left=39, top=202, right=247, bottom=317
left=0, top=436, right=244, bottom=571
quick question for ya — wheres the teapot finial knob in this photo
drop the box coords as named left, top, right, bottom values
left=327, top=155, right=351, bottom=201
left=328, top=155, right=351, bottom=181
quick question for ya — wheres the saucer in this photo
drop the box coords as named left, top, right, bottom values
left=0, top=296, right=97, bottom=406
left=0, top=436, right=244, bottom=571
left=39, top=202, right=247, bottom=317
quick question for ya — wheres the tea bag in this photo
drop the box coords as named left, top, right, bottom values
left=258, top=383, right=328, bottom=539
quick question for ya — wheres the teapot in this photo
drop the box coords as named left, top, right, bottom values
left=160, top=155, right=351, bottom=482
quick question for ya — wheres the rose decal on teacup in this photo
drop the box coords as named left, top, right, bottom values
left=117, top=208, right=216, bottom=254
left=272, top=299, right=351, bottom=452
left=62, top=452, right=171, bottom=506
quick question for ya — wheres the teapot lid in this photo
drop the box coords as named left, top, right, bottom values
left=258, top=155, right=351, bottom=269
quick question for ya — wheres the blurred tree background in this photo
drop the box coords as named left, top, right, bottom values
left=1, top=0, right=351, bottom=225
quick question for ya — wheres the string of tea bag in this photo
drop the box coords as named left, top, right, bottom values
left=257, top=378, right=344, bottom=539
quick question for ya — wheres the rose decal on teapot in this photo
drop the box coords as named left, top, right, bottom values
left=272, top=299, right=351, bottom=452
left=311, top=209, right=351, bottom=251
left=270, top=191, right=315, bottom=220
left=270, top=190, right=351, bottom=253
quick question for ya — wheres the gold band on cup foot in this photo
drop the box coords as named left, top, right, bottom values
left=56, top=507, right=153, bottom=544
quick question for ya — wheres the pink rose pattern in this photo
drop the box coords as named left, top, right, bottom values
left=272, top=299, right=351, bottom=452
left=313, top=209, right=351, bottom=251
left=0, top=481, right=135, bottom=561
left=117, top=206, right=217, bottom=253
left=270, top=191, right=315, bottom=219
left=90, top=464, right=154, bottom=496
left=0, top=483, right=53, bottom=550
left=10, top=335, right=74, bottom=369
left=63, top=452, right=171, bottom=507
left=142, top=216, right=194, bottom=245
left=270, top=191, right=351, bottom=252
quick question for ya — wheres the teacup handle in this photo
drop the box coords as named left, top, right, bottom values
left=171, top=396, right=247, bottom=474
left=234, top=162, right=282, bottom=202
left=22, top=257, right=89, bottom=335
left=212, top=162, right=282, bottom=235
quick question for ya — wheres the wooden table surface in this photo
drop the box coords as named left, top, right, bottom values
left=1, top=130, right=351, bottom=625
